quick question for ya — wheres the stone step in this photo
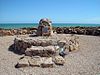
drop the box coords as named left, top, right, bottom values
left=25, top=46, right=56, bottom=57
left=14, top=37, right=58, bottom=53
left=15, top=56, right=54, bottom=68
left=41, top=57, right=54, bottom=68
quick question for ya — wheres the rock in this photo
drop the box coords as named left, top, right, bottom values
left=58, top=40, right=66, bottom=48
left=28, top=56, right=41, bottom=67
left=15, top=57, right=29, bottom=68
left=56, top=27, right=64, bottom=34
left=53, top=56, right=65, bottom=65
left=43, top=46, right=56, bottom=56
left=74, top=43, right=79, bottom=50
left=25, top=38, right=53, bottom=46
left=41, top=57, right=54, bottom=68
left=93, top=29, right=100, bottom=36
left=14, top=37, right=57, bottom=54
left=41, top=40, right=51, bottom=46
left=25, top=46, right=55, bottom=57
left=63, top=28, right=69, bottom=34
left=86, top=29, right=94, bottom=35
left=76, top=29, right=85, bottom=34
left=37, top=18, right=53, bottom=36
left=69, top=43, right=79, bottom=52
left=69, top=45, right=74, bottom=52
left=25, top=46, right=43, bottom=56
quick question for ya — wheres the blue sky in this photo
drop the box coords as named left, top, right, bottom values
left=0, top=0, right=100, bottom=23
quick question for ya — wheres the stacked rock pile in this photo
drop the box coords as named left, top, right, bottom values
left=14, top=35, right=79, bottom=68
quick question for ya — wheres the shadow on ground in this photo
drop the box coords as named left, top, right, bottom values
left=8, top=44, right=23, bottom=55
left=29, top=34, right=38, bottom=37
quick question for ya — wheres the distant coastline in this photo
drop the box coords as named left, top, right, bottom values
left=0, top=23, right=100, bottom=29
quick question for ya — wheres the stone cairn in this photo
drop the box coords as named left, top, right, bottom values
left=37, top=18, right=53, bottom=36
left=14, top=19, right=79, bottom=68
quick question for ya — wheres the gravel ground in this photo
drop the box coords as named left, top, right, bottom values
left=0, top=34, right=100, bottom=75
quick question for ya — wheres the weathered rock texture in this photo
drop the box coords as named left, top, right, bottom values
left=14, top=37, right=57, bottom=54
left=53, top=56, right=65, bottom=65
left=37, top=18, right=53, bottom=36
left=25, top=46, right=56, bottom=57
left=15, top=56, right=29, bottom=68
left=0, top=27, right=100, bottom=36
left=55, top=27, right=100, bottom=36
left=14, top=35, right=79, bottom=54
left=0, top=28, right=37, bottom=36
left=41, top=57, right=54, bottom=68
left=28, top=56, right=41, bottom=67
left=14, top=34, right=79, bottom=68
left=16, top=56, right=54, bottom=68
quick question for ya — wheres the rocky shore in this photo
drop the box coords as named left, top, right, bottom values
left=55, top=26, right=100, bottom=36
left=0, top=27, right=37, bottom=36
left=0, top=26, right=100, bottom=36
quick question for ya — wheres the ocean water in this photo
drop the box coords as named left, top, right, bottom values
left=0, top=23, right=100, bottom=29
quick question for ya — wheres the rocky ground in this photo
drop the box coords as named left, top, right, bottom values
left=0, top=34, right=100, bottom=75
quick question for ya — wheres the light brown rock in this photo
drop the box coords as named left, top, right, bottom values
left=53, top=56, right=65, bottom=65
left=15, top=57, right=29, bottom=68
left=25, top=46, right=55, bottom=57
left=28, top=56, right=41, bottom=67
left=58, top=40, right=66, bottom=48
left=41, top=57, right=54, bottom=68
left=69, top=43, right=79, bottom=52
left=69, top=44, right=74, bottom=51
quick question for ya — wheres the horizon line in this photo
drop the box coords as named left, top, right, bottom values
left=0, top=22, right=100, bottom=24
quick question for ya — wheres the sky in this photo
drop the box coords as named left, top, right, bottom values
left=0, top=0, right=100, bottom=23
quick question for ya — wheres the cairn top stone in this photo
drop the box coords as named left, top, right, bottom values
left=37, top=18, right=53, bottom=36
left=39, top=18, right=52, bottom=26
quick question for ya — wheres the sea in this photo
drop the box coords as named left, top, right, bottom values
left=0, top=23, right=100, bottom=29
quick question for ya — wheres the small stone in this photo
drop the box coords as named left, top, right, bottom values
left=53, top=56, right=65, bottom=65
left=69, top=44, right=74, bottom=51
left=74, top=43, right=79, bottom=50
left=58, top=40, right=66, bottom=48
left=69, top=43, right=79, bottom=51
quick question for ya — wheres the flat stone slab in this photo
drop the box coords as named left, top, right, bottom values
left=21, top=37, right=57, bottom=46
left=25, top=46, right=56, bottom=57
left=15, top=56, right=29, bottom=68
left=15, top=56, right=54, bottom=68
left=28, top=56, right=41, bottom=67
left=41, top=57, right=54, bottom=68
